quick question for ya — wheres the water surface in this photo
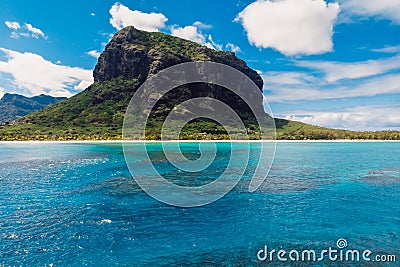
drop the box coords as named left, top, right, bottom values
left=0, top=142, right=399, bottom=266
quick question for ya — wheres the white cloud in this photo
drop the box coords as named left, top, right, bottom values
left=0, top=87, right=4, bottom=99
left=0, top=48, right=93, bottom=97
left=10, top=32, right=20, bottom=39
left=91, top=13, right=96, bottom=17
left=193, top=21, right=212, bottom=29
left=266, top=73, right=400, bottom=102
left=225, top=43, right=241, bottom=53
left=87, top=50, right=101, bottom=58
left=171, top=25, right=207, bottom=45
left=235, top=0, right=340, bottom=56
left=262, top=71, right=317, bottom=85
left=206, top=35, right=222, bottom=50
left=371, top=45, right=400, bottom=54
left=109, top=2, right=167, bottom=31
left=171, top=24, right=222, bottom=50
left=340, top=0, right=400, bottom=24
left=25, top=23, right=46, bottom=39
left=5, top=21, right=20, bottom=30
left=265, top=54, right=400, bottom=102
left=4, top=21, right=47, bottom=39
left=296, top=55, right=400, bottom=82
left=74, top=80, right=93, bottom=91
left=281, top=105, right=400, bottom=131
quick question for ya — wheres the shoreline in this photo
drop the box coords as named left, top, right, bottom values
left=1, top=139, right=400, bottom=144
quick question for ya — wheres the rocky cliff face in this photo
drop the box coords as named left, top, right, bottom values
left=94, top=26, right=263, bottom=89
left=24, top=26, right=268, bottom=138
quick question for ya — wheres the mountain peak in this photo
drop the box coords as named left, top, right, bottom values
left=10, top=27, right=267, bottom=139
left=1, top=93, right=24, bottom=100
left=93, top=26, right=263, bottom=90
left=0, top=93, right=65, bottom=123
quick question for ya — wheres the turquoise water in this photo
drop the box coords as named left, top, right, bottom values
left=0, top=142, right=399, bottom=266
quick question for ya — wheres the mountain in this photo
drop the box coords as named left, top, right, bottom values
left=0, top=26, right=398, bottom=140
left=0, top=93, right=65, bottom=124
left=6, top=26, right=268, bottom=140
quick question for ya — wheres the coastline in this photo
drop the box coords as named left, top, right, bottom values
left=1, top=139, right=400, bottom=144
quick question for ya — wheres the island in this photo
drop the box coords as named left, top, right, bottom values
left=0, top=26, right=399, bottom=141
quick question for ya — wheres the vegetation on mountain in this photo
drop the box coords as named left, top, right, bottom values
left=274, top=119, right=400, bottom=140
left=0, top=26, right=398, bottom=141
left=0, top=93, right=65, bottom=124
left=1, top=118, right=399, bottom=141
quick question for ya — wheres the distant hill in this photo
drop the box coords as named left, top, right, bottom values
left=0, top=93, right=65, bottom=124
left=274, top=118, right=400, bottom=140
left=0, top=26, right=398, bottom=140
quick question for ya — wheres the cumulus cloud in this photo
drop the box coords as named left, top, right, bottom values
left=171, top=23, right=222, bottom=50
left=281, top=106, right=400, bottom=131
left=0, top=48, right=93, bottom=97
left=5, top=21, right=20, bottom=30
left=109, top=2, right=167, bottom=31
left=340, top=0, right=400, bottom=24
left=87, top=50, right=101, bottom=58
left=235, top=0, right=340, bottom=56
left=171, top=25, right=207, bottom=45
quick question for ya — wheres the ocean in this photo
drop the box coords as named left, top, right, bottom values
left=0, top=142, right=399, bottom=266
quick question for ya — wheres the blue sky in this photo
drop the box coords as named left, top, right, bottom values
left=0, top=0, right=399, bottom=131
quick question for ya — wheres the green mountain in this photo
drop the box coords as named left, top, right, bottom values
left=274, top=118, right=400, bottom=140
left=1, top=26, right=268, bottom=140
left=0, top=93, right=65, bottom=124
left=0, top=26, right=398, bottom=140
